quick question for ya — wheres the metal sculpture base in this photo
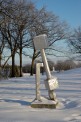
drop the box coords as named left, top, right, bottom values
left=31, top=96, right=58, bottom=109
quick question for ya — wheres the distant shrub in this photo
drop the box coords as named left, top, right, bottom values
left=9, top=65, right=20, bottom=77
left=22, top=64, right=31, bottom=73
left=0, top=66, right=10, bottom=79
left=55, top=60, right=76, bottom=71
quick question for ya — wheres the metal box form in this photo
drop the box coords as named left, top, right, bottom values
left=44, top=77, right=58, bottom=91
left=33, top=34, right=48, bottom=50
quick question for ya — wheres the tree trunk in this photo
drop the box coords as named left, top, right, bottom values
left=11, top=53, right=15, bottom=77
left=19, top=32, right=23, bottom=77
left=30, top=56, right=35, bottom=76
left=0, top=53, right=1, bottom=67
left=20, top=47, right=22, bottom=77
left=30, top=49, right=36, bottom=76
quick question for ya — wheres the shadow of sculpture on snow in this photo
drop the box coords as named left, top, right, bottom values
left=0, top=98, right=31, bottom=106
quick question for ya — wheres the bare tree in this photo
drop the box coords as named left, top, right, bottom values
left=0, top=0, right=13, bottom=67
left=0, top=31, right=5, bottom=66
left=0, top=2, right=20, bottom=77
left=68, top=26, right=81, bottom=61
left=28, top=7, right=69, bottom=75
left=15, top=1, right=35, bottom=77
left=0, top=0, right=70, bottom=77
left=9, top=0, right=36, bottom=77
left=0, top=0, right=36, bottom=77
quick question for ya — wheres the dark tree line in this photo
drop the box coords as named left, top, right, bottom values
left=22, top=59, right=81, bottom=74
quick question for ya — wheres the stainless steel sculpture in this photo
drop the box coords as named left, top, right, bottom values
left=33, top=34, right=58, bottom=101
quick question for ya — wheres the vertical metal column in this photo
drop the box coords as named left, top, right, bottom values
left=36, top=63, right=43, bottom=101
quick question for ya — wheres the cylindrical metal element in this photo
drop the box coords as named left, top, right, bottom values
left=36, top=63, right=43, bottom=101
left=40, top=49, right=51, bottom=79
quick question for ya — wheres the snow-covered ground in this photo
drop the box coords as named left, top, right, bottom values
left=0, top=68, right=81, bottom=122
